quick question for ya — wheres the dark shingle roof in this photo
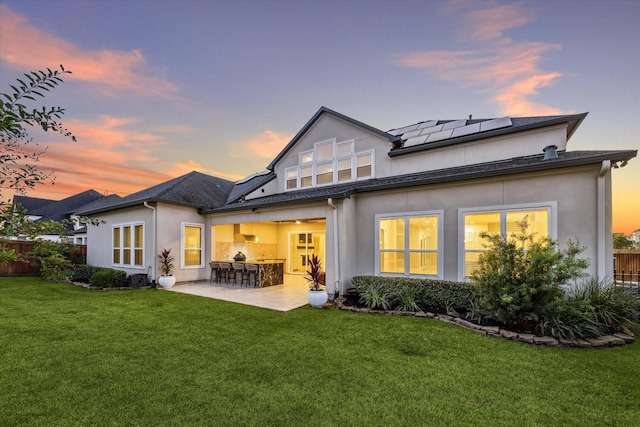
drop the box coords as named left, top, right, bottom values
left=225, top=171, right=276, bottom=205
left=14, top=190, right=105, bottom=222
left=203, top=149, right=637, bottom=214
left=77, top=171, right=235, bottom=215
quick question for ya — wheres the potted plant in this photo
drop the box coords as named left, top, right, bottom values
left=305, top=253, right=328, bottom=308
left=157, top=248, right=176, bottom=289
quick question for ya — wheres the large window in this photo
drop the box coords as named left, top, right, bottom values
left=460, top=203, right=555, bottom=279
left=376, top=212, right=442, bottom=277
left=182, top=223, right=204, bottom=268
left=112, top=223, right=144, bottom=268
left=285, top=139, right=374, bottom=190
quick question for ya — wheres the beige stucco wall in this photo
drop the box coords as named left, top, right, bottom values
left=86, top=202, right=205, bottom=283
left=350, top=164, right=608, bottom=284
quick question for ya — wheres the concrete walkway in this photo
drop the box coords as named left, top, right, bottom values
left=167, top=274, right=310, bottom=311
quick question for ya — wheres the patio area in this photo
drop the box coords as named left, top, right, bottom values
left=167, top=274, right=310, bottom=311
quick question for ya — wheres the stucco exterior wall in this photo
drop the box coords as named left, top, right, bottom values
left=349, top=164, right=606, bottom=283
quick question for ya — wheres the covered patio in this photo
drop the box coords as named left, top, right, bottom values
left=167, top=274, right=310, bottom=311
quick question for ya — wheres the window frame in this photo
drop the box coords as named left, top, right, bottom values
left=375, top=210, right=444, bottom=279
left=284, top=139, right=374, bottom=191
left=112, top=222, right=145, bottom=269
left=181, top=222, right=204, bottom=269
left=457, top=201, right=557, bottom=281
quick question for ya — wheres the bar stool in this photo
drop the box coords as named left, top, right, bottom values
left=218, top=262, right=232, bottom=284
left=209, top=262, right=219, bottom=283
left=244, top=263, right=259, bottom=287
left=231, top=262, right=245, bottom=285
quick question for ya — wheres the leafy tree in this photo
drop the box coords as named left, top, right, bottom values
left=1, top=65, right=75, bottom=200
left=613, top=233, right=634, bottom=249
left=0, top=65, right=101, bottom=264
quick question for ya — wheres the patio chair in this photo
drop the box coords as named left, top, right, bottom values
left=218, top=262, right=232, bottom=284
left=231, top=263, right=245, bottom=285
left=210, top=262, right=222, bottom=283
left=244, top=263, right=259, bottom=287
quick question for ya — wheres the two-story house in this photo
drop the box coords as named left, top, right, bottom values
left=77, top=107, right=637, bottom=296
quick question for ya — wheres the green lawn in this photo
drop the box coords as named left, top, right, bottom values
left=1, top=277, right=638, bottom=427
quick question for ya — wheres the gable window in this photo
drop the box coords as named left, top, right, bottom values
left=459, top=203, right=555, bottom=280
left=113, top=223, right=144, bottom=268
left=356, top=152, right=372, bottom=179
left=376, top=211, right=442, bottom=277
left=285, top=138, right=375, bottom=190
left=182, top=223, right=204, bottom=268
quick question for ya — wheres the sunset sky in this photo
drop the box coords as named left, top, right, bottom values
left=1, top=0, right=638, bottom=234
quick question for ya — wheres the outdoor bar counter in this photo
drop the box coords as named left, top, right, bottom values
left=215, top=259, right=285, bottom=288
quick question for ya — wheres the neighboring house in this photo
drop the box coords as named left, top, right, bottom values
left=630, top=229, right=640, bottom=246
left=77, top=107, right=637, bottom=295
left=12, top=189, right=109, bottom=243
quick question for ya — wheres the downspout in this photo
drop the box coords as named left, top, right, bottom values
left=597, top=160, right=610, bottom=279
left=144, top=202, right=157, bottom=284
left=328, top=198, right=340, bottom=299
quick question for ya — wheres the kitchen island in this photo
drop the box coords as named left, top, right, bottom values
left=215, top=259, right=285, bottom=288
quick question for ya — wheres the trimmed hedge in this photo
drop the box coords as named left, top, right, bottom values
left=71, top=265, right=127, bottom=288
left=351, top=276, right=477, bottom=315
left=90, top=268, right=127, bottom=288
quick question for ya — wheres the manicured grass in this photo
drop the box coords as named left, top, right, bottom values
left=1, top=277, right=638, bottom=426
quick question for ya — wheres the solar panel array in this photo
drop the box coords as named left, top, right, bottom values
left=389, top=117, right=513, bottom=148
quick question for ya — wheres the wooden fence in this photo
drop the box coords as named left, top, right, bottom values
left=0, top=241, right=87, bottom=276
left=613, top=249, right=640, bottom=286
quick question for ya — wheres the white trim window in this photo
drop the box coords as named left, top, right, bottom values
left=284, top=138, right=374, bottom=190
left=112, top=223, right=144, bottom=268
left=376, top=211, right=443, bottom=278
left=182, top=222, right=204, bottom=268
left=459, top=202, right=557, bottom=280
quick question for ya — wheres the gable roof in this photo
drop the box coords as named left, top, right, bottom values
left=14, top=190, right=106, bottom=222
left=225, top=170, right=276, bottom=205
left=388, top=113, right=588, bottom=156
left=77, top=171, right=235, bottom=215
left=266, top=106, right=401, bottom=170
left=203, top=148, right=637, bottom=214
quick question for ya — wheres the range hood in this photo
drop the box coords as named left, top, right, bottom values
left=233, top=224, right=259, bottom=243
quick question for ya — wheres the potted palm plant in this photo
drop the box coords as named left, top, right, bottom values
left=157, top=248, right=176, bottom=289
left=305, top=253, right=328, bottom=308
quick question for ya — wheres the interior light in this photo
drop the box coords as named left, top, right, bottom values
left=295, top=220, right=301, bottom=225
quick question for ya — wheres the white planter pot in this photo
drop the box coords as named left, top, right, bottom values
left=308, top=290, right=328, bottom=308
left=157, top=275, right=176, bottom=289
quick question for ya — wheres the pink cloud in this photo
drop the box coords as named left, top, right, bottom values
left=392, top=2, right=565, bottom=116
left=170, top=160, right=244, bottom=182
left=0, top=4, right=179, bottom=98
left=231, top=130, right=292, bottom=159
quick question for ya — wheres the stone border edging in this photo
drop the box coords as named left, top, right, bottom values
left=334, top=298, right=636, bottom=348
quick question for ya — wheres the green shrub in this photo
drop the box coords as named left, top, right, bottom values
left=28, top=240, right=74, bottom=281
left=471, top=219, right=589, bottom=331
left=71, top=265, right=103, bottom=283
left=394, top=286, right=421, bottom=312
left=352, top=276, right=477, bottom=314
left=358, top=283, right=392, bottom=310
left=563, top=277, right=639, bottom=332
left=90, top=268, right=127, bottom=288
left=536, top=300, right=606, bottom=340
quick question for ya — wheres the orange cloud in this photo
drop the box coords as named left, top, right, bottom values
left=0, top=4, right=179, bottom=98
left=170, top=160, right=244, bottom=182
left=230, top=130, right=292, bottom=159
left=392, top=2, right=565, bottom=116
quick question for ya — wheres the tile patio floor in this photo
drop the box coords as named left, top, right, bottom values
left=167, top=274, right=310, bottom=311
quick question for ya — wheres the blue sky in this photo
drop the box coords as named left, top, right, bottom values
left=0, top=0, right=638, bottom=233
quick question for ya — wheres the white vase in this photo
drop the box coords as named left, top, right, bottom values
left=308, top=290, right=328, bottom=308
left=157, top=275, right=176, bottom=289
